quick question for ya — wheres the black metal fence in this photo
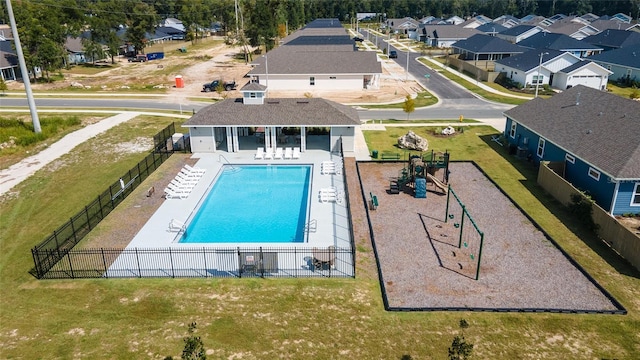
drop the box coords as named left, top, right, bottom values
left=30, top=123, right=177, bottom=279
left=32, top=246, right=354, bottom=279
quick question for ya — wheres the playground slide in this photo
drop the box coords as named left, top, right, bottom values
left=426, top=173, right=448, bottom=193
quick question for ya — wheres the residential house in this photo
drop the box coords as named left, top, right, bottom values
left=418, top=25, right=481, bottom=47
left=587, top=44, right=640, bottom=84
left=0, top=40, right=19, bottom=81
left=496, top=24, right=544, bottom=43
left=182, top=83, right=360, bottom=154
left=446, top=16, right=465, bottom=25
left=544, top=17, right=599, bottom=40
left=248, top=19, right=381, bottom=91
left=451, top=34, right=527, bottom=61
left=475, top=23, right=508, bottom=36
left=492, top=15, right=521, bottom=29
left=551, top=60, right=611, bottom=90
left=495, top=49, right=579, bottom=88
left=503, top=85, right=640, bottom=215
left=64, top=37, right=88, bottom=65
left=386, top=17, right=419, bottom=36
left=459, top=15, right=492, bottom=29
left=516, top=32, right=603, bottom=58
left=584, top=29, right=640, bottom=51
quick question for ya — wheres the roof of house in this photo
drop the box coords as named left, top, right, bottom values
left=586, top=44, right=640, bottom=69
left=476, top=23, right=508, bottom=34
left=0, top=24, right=14, bottom=40
left=590, top=19, right=630, bottom=32
left=248, top=48, right=381, bottom=75
left=498, top=24, right=539, bottom=36
left=545, top=21, right=595, bottom=37
left=0, top=40, right=18, bottom=69
left=419, top=25, right=481, bottom=39
left=494, top=49, right=568, bottom=72
left=452, top=34, right=527, bottom=54
left=557, top=59, right=611, bottom=75
left=517, top=32, right=602, bottom=51
left=240, top=82, right=268, bottom=92
left=183, top=97, right=360, bottom=127
left=64, top=37, right=84, bottom=53
left=584, top=29, right=640, bottom=49
left=504, top=85, right=640, bottom=179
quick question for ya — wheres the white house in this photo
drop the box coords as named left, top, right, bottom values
left=551, top=60, right=611, bottom=90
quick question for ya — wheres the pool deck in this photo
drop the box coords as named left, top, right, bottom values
left=125, top=149, right=350, bottom=251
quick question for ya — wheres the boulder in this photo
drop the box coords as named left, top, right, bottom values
left=397, top=131, right=428, bottom=151
left=442, top=126, right=456, bottom=135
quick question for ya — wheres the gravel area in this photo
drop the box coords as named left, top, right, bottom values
left=357, top=161, right=620, bottom=312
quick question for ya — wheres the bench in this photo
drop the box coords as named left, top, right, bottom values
left=381, top=153, right=401, bottom=160
left=369, top=192, right=379, bottom=210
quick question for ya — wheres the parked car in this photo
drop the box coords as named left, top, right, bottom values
left=353, top=37, right=364, bottom=42
left=203, top=79, right=237, bottom=92
left=128, top=54, right=147, bottom=62
left=389, top=50, right=398, bottom=58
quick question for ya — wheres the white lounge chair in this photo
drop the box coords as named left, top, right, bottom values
left=166, top=184, right=192, bottom=194
left=170, top=179, right=196, bottom=189
left=292, top=147, right=300, bottom=159
left=164, top=188, right=189, bottom=199
left=284, top=147, right=292, bottom=159
left=254, top=147, right=265, bottom=160
left=175, top=173, right=199, bottom=184
left=274, top=147, right=283, bottom=160
left=183, top=164, right=205, bottom=174
left=179, top=169, right=202, bottom=179
left=264, top=147, right=274, bottom=160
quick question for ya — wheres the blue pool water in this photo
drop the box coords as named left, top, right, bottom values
left=180, top=165, right=311, bottom=243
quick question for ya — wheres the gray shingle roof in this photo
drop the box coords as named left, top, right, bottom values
left=504, top=85, right=640, bottom=179
left=452, top=34, right=528, bottom=54
left=494, top=49, right=566, bottom=71
left=586, top=44, right=640, bottom=69
left=499, top=24, right=537, bottom=36
left=183, top=98, right=360, bottom=127
left=419, top=24, right=481, bottom=39
left=584, top=29, right=640, bottom=49
left=0, top=40, right=17, bottom=69
left=517, top=32, right=602, bottom=51
left=248, top=49, right=381, bottom=75
left=240, top=82, right=267, bottom=92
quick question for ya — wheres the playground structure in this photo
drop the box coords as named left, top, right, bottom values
left=445, top=186, right=485, bottom=280
left=389, top=150, right=450, bottom=197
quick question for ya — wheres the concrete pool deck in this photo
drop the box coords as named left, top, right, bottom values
left=125, top=149, right=351, bottom=251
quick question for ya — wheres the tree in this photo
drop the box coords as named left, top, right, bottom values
left=402, top=94, right=415, bottom=120
left=448, top=319, right=473, bottom=360
left=124, top=2, right=158, bottom=55
left=181, top=322, right=206, bottom=360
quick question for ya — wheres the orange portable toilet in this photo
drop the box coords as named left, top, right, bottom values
left=175, top=75, right=184, bottom=88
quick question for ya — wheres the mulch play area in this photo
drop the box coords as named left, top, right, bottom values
left=357, top=161, right=623, bottom=312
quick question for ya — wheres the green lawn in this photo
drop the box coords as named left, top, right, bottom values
left=1, top=121, right=639, bottom=359
left=359, top=91, right=438, bottom=108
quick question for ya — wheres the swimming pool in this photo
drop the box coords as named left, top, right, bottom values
left=179, top=165, right=311, bottom=243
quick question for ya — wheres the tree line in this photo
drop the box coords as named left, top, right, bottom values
left=0, top=0, right=638, bottom=81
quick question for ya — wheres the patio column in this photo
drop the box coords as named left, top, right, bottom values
left=232, top=127, right=239, bottom=152
left=300, top=126, right=306, bottom=152
left=264, top=127, right=271, bottom=149
left=226, top=126, right=233, bottom=152
left=269, top=126, right=277, bottom=148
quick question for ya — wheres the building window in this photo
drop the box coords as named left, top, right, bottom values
left=536, top=138, right=545, bottom=158
left=250, top=92, right=256, bottom=98
left=310, top=77, right=315, bottom=86
left=565, top=153, right=575, bottom=164
left=509, top=122, right=517, bottom=138
left=532, top=75, right=543, bottom=84
left=588, top=167, right=601, bottom=181
left=632, top=183, right=640, bottom=206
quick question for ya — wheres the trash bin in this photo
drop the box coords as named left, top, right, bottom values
left=372, top=150, right=378, bottom=158
left=175, top=75, right=184, bottom=88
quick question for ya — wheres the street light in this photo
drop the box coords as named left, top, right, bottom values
left=535, top=52, right=549, bottom=98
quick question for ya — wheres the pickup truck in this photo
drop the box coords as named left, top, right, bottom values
left=128, top=54, right=147, bottom=62
left=202, top=79, right=237, bottom=92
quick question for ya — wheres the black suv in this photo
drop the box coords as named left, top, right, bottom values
left=389, top=50, right=398, bottom=58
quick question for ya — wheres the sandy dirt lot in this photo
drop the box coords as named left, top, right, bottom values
left=9, top=37, right=419, bottom=105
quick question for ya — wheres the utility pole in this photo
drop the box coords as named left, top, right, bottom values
left=5, top=0, right=41, bottom=133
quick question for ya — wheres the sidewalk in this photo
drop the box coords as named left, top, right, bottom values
left=0, top=112, right=142, bottom=196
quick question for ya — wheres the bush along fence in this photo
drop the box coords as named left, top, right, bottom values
left=30, top=123, right=177, bottom=279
